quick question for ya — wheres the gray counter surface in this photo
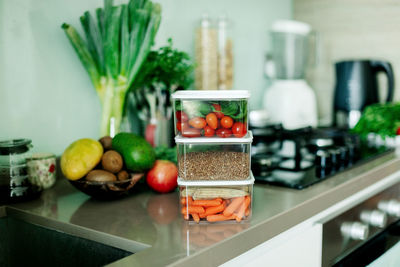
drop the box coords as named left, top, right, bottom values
left=5, top=152, right=400, bottom=266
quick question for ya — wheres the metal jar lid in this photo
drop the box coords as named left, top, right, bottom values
left=0, top=139, right=32, bottom=155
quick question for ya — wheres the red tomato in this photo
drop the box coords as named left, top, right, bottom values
left=182, top=127, right=201, bottom=137
left=212, top=104, right=224, bottom=119
left=204, top=125, right=215, bottom=137
left=176, top=121, right=182, bottom=132
left=206, top=113, right=218, bottom=129
left=232, top=122, right=247, bottom=138
left=146, top=160, right=178, bottom=193
left=397, top=127, right=400, bottom=135
left=216, top=128, right=232, bottom=138
left=175, top=111, right=188, bottom=122
left=189, top=117, right=206, bottom=129
left=145, top=124, right=156, bottom=147
left=220, top=116, right=234, bottom=129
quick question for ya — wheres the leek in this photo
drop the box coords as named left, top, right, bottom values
left=61, top=0, right=161, bottom=136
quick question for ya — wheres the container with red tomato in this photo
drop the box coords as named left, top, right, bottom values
left=175, top=132, right=252, bottom=181
left=172, top=90, right=250, bottom=138
left=178, top=175, right=254, bottom=223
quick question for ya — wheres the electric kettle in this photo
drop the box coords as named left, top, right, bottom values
left=333, top=60, right=394, bottom=128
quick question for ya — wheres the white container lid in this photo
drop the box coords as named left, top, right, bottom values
left=271, top=20, right=311, bottom=35
left=172, top=90, right=250, bottom=100
left=178, top=173, right=255, bottom=186
left=175, top=131, right=253, bottom=144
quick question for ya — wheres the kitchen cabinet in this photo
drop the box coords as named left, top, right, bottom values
left=221, top=221, right=322, bottom=267
left=222, top=165, right=400, bottom=267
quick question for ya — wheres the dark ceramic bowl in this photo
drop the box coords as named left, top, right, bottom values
left=69, top=173, right=144, bottom=200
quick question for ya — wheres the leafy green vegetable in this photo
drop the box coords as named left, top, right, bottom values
left=133, top=38, right=194, bottom=91
left=182, top=101, right=211, bottom=118
left=62, top=0, right=162, bottom=136
left=352, top=103, right=400, bottom=138
left=218, top=101, right=247, bottom=120
left=155, top=146, right=177, bottom=164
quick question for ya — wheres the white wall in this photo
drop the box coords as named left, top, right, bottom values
left=0, top=0, right=291, bottom=155
left=294, top=0, right=400, bottom=125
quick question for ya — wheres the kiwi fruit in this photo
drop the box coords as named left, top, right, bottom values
left=99, top=136, right=113, bottom=150
left=101, top=150, right=123, bottom=173
left=86, top=170, right=116, bottom=182
left=117, top=170, right=129, bottom=181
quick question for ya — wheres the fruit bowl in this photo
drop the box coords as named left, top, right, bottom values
left=68, top=173, right=144, bottom=200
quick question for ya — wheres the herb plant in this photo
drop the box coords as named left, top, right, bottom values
left=352, top=103, right=400, bottom=138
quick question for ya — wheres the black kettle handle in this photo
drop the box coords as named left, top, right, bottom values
left=370, top=60, right=395, bottom=102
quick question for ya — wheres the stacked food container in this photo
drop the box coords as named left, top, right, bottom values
left=172, top=90, right=254, bottom=223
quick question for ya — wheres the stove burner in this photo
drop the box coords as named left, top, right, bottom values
left=251, top=127, right=392, bottom=189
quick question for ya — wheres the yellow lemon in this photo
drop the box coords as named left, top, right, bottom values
left=61, top=138, right=103, bottom=180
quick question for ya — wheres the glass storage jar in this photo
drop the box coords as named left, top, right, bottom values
left=217, top=15, right=234, bottom=90
left=0, top=139, right=40, bottom=203
left=195, top=14, right=218, bottom=90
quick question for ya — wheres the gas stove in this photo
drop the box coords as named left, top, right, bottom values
left=251, top=125, right=393, bottom=189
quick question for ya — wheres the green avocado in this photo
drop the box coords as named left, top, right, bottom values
left=112, top=132, right=155, bottom=172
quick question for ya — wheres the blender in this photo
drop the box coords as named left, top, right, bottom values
left=263, top=20, right=317, bottom=130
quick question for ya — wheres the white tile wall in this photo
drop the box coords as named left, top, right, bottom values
left=294, top=0, right=400, bottom=125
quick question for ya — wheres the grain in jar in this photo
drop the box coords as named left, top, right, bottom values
left=195, top=14, right=218, bottom=90
left=175, top=132, right=253, bottom=180
left=217, top=15, right=234, bottom=90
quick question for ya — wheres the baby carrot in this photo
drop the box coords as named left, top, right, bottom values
left=235, top=196, right=251, bottom=222
left=206, top=214, right=236, bottom=222
left=180, top=196, right=193, bottom=205
left=192, top=213, right=200, bottom=223
left=245, top=208, right=250, bottom=217
left=199, top=213, right=207, bottom=219
left=181, top=206, right=205, bottom=215
left=192, top=198, right=222, bottom=207
left=203, top=203, right=225, bottom=216
left=223, top=197, right=245, bottom=217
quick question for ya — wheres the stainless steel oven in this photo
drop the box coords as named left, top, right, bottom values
left=321, top=181, right=400, bottom=266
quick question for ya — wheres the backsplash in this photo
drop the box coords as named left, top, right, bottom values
left=294, top=0, right=400, bottom=125
left=0, top=0, right=291, bottom=155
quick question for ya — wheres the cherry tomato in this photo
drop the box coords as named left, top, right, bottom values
left=397, top=127, right=400, bottom=135
left=220, top=116, right=234, bottom=129
left=206, top=113, right=218, bottom=130
left=182, top=127, right=201, bottom=138
left=212, top=104, right=224, bottom=119
left=176, top=121, right=188, bottom=132
left=232, top=122, right=247, bottom=138
left=175, top=111, right=188, bottom=122
left=216, top=128, right=232, bottom=138
left=189, top=117, right=206, bottom=129
left=203, top=126, right=215, bottom=137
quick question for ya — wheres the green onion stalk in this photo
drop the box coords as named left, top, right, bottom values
left=61, top=0, right=161, bottom=137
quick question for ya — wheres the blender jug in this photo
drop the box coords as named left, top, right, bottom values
left=263, top=20, right=318, bottom=129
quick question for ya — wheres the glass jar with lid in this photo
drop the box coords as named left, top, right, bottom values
left=195, top=14, right=218, bottom=90
left=0, top=139, right=40, bottom=203
left=217, top=15, right=234, bottom=90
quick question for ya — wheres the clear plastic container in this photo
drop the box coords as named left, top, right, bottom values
left=172, top=90, right=250, bottom=138
left=178, top=175, right=254, bottom=223
left=175, top=132, right=252, bottom=181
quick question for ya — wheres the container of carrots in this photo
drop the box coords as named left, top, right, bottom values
left=171, top=90, right=249, bottom=138
left=178, top=175, right=254, bottom=223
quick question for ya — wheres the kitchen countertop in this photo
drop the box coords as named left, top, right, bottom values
left=4, top=151, right=400, bottom=266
